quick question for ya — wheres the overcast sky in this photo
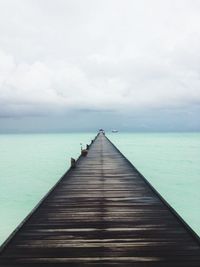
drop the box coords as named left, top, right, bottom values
left=0, top=0, right=200, bottom=132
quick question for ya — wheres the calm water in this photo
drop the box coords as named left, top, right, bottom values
left=107, top=132, right=200, bottom=237
left=0, top=133, right=94, bottom=245
left=0, top=132, right=200, bottom=245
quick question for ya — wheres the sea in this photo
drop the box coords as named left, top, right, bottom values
left=0, top=132, right=200, bottom=245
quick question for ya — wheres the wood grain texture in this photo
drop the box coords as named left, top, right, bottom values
left=0, top=133, right=200, bottom=267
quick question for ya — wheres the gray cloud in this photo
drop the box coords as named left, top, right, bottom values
left=0, top=0, right=200, bottom=130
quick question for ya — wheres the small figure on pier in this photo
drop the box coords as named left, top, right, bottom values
left=99, top=128, right=105, bottom=135
left=80, top=143, right=88, bottom=156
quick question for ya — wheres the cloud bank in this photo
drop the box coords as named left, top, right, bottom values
left=0, top=0, right=200, bottom=130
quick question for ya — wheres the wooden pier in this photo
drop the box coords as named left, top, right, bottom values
left=0, top=133, right=200, bottom=266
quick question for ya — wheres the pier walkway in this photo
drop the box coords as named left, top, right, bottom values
left=0, top=133, right=200, bottom=266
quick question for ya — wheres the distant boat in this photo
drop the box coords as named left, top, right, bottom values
left=112, top=130, right=118, bottom=133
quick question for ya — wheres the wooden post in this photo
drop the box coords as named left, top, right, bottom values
left=81, top=149, right=88, bottom=156
left=71, top=158, right=76, bottom=168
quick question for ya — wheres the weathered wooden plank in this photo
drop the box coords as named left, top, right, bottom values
left=0, top=132, right=200, bottom=266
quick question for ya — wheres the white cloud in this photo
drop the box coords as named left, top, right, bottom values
left=0, top=0, right=200, bottom=118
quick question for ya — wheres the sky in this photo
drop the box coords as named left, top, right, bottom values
left=0, top=0, right=200, bottom=132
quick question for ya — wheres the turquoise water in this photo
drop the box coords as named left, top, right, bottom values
left=107, top=132, right=200, bottom=236
left=0, top=132, right=200, bottom=245
left=0, top=133, right=94, bottom=245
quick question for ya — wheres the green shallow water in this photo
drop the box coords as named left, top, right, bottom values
left=107, top=132, right=200, bottom=237
left=0, top=132, right=200, bottom=245
left=0, top=133, right=94, bottom=245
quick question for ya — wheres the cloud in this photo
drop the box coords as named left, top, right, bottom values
left=0, top=0, right=200, bottom=119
